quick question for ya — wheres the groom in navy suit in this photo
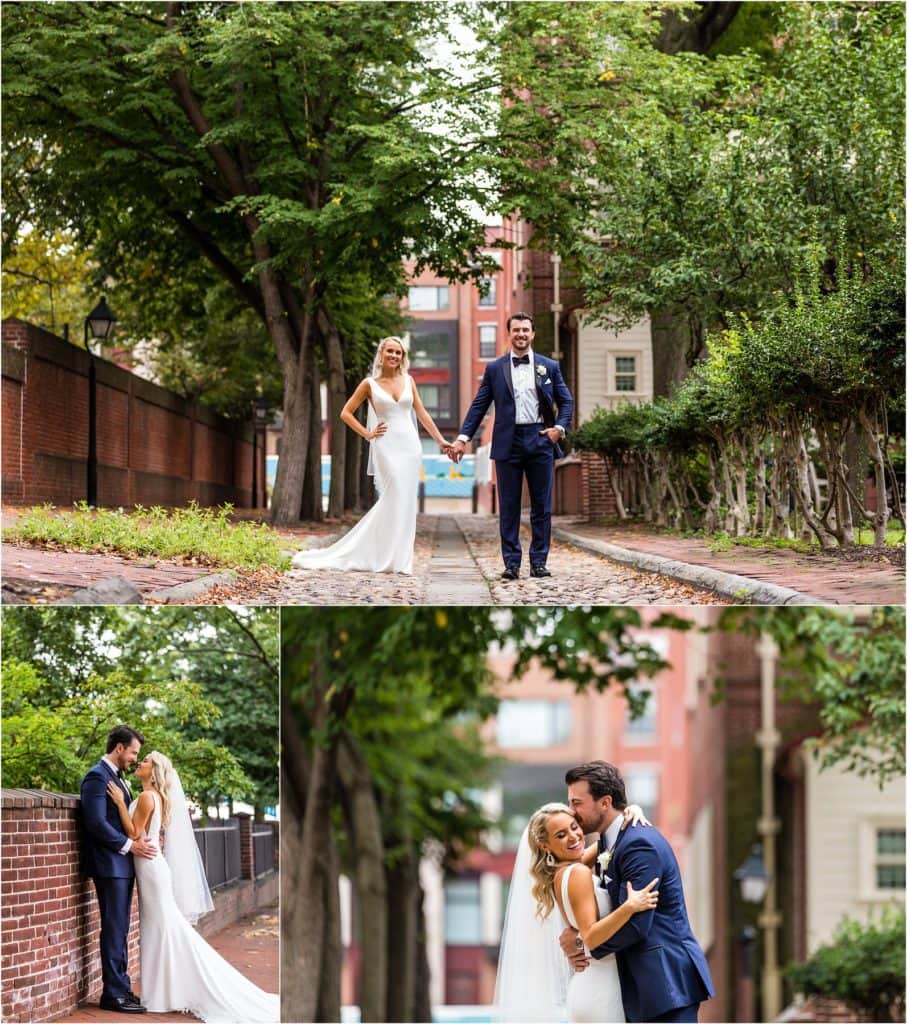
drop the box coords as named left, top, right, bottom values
left=80, top=725, right=157, bottom=1014
left=562, top=762, right=714, bottom=1023
left=450, top=312, right=574, bottom=579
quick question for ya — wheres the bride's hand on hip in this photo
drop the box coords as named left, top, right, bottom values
left=625, top=877, right=659, bottom=913
left=368, top=421, right=387, bottom=441
left=106, top=781, right=126, bottom=805
left=559, top=925, right=590, bottom=972
left=621, top=803, right=652, bottom=829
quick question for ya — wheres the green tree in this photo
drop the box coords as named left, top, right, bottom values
left=1, top=605, right=279, bottom=813
left=487, top=1, right=904, bottom=391
left=3, top=2, right=492, bottom=523
left=717, top=606, right=906, bottom=788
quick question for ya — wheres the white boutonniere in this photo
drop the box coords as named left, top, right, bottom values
left=536, top=364, right=547, bottom=378
left=597, top=849, right=613, bottom=874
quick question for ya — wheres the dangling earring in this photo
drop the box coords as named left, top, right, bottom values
left=545, top=850, right=555, bottom=868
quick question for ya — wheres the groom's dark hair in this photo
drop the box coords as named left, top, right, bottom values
left=106, top=725, right=145, bottom=753
left=565, top=761, right=628, bottom=810
left=506, top=311, right=534, bottom=331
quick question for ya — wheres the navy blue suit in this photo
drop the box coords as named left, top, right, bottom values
left=591, top=825, right=714, bottom=1023
left=80, top=760, right=135, bottom=1001
left=459, top=352, right=573, bottom=568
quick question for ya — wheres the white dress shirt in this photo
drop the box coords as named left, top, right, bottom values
left=103, top=756, right=133, bottom=855
left=511, top=348, right=542, bottom=425
left=602, top=814, right=624, bottom=854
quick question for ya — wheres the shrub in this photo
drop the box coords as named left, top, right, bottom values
left=786, top=908, right=906, bottom=1023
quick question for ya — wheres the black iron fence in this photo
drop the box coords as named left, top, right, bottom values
left=194, top=818, right=241, bottom=890
left=252, top=825, right=275, bottom=878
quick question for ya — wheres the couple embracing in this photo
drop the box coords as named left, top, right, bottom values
left=80, top=725, right=278, bottom=1021
left=292, top=311, right=573, bottom=579
left=496, top=761, right=714, bottom=1024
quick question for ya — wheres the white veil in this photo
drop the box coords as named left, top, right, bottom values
left=494, top=825, right=572, bottom=1023
left=163, top=767, right=215, bottom=925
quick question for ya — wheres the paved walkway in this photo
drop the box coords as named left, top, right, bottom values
left=272, top=514, right=729, bottom=606
left=555, top=519, right=905, bottom=606
left=54, top=905, right=278, bottom=1023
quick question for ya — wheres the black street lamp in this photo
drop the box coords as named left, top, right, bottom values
left=735, top=843, right=770, bottom=905
left=252, top=397, right=269, bottom=510
left=85, top=297, right=117, bottom=507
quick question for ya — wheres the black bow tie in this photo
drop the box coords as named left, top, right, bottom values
left=512, top=355, right=530, bottom=366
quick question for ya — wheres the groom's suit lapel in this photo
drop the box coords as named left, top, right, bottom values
left=501, top=355, right=515, bottom=401
left=100, top=759, right=130, bottom=801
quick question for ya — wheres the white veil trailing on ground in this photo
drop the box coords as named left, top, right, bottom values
left=164, top=767, right=215, bottom=925
left=494, top=825, right=571, bottom=1023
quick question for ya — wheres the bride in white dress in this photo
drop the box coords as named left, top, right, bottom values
left=107, top=752, right=279, bottom=1023
left=291, top=336, right=453, bottom=575
left=495, top=803, right=658, bottom=1024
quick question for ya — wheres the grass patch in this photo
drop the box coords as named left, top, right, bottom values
left=4, top=502, right=292, bottom=571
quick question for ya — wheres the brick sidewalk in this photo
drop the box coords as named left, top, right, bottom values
left=557, top=519, right=905, bottom=605
left=53, top=904, right=278, bottom=1023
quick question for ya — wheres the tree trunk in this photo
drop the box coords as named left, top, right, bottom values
left=302, top=359, right=324, bottom=521
left=753, top=441, right=767, bottom=535
left=730, top=441, right=751, bottom=536
left=336, top=734, right=388, bottom=1023
left=858, top=406, right=891, bottom=545
left=655, top=2, right=742, bottom=54
left=323, top=319, right=348, bottom=518
left=385, top=845, right=419, bottom=1023
left=316, top=819, right=343, bottom=1024
left=280, top=726, right=338, bottom=1020
left=345, top=418, right=362, bottom=512
left=412, top=878, right=433, bottom=1024
left=787, top=425, right=836, bottom=549
left=650, top=311, right=695, bottom=398
left=609, top=460, right=628, bottom=520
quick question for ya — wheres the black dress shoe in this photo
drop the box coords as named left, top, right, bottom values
left=530, top=564, right=552, bottom=578
left=125, top=992, right=143, bottom=1007
left=99, top=995, right=147, bottom=1014
left=501, top=565, right=520, bottom=581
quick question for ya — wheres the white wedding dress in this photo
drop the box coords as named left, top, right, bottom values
left=291, top=374, right=422, bottom=574
left=559, top=865, right=625, bottom=1024
left=131, top=793, right=279, bottom=1022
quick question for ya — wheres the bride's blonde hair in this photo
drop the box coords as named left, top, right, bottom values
left=372, top=336, right=409, bottom=377
left=527, top=802, right=576, bottom=920
left=147, top=751, right=175, bottom=827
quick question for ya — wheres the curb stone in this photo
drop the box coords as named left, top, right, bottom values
left=553, top=528, right=820, bottom=606
left=146, top=572, right=237, bottom=604
left=53, top=576, right=144, bottom=605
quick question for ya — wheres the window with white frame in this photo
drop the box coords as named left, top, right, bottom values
left=623, top=765, right=659, bottom=825
left=858, top=820, right=906, bottom=900
left=444, top=878, right=482, bottom=944
left=408, top=285, right=450, bottom=311
left=614, top=355, right=637, bottom=392
left=875, top=828, right=906, bottom=890
left=478, top=275, right=497, bottom=308
left=624, top=683, right=658, bottom=743
left=495, top=700, right=571, bottom=748
left=479, top=324, right=497, bottom=359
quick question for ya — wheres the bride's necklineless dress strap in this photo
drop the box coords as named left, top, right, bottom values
left=559, top=863, right=580, bottom=929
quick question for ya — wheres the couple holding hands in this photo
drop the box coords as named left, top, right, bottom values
left=292, top=311, right=574, bottom=579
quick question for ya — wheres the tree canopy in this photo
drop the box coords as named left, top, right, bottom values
left=1, top=605, right=278, bottom=814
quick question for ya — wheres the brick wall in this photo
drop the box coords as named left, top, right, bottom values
left=1, top=789, right=279, bottom=1023
left=1, top=788, right=141, bottom=1023
left=1, top=319, right=266, bottom=509
left=579, top=449, right=617, bottom=519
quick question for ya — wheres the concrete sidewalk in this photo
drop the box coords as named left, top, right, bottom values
left=53, top=904, right=278, bottom=1023
left=554, top=518, right=905, bottom=605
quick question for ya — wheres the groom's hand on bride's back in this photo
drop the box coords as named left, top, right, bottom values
left=131, top=837, right=158, bottom=859
left=559, top=926, right=590, bottom=972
